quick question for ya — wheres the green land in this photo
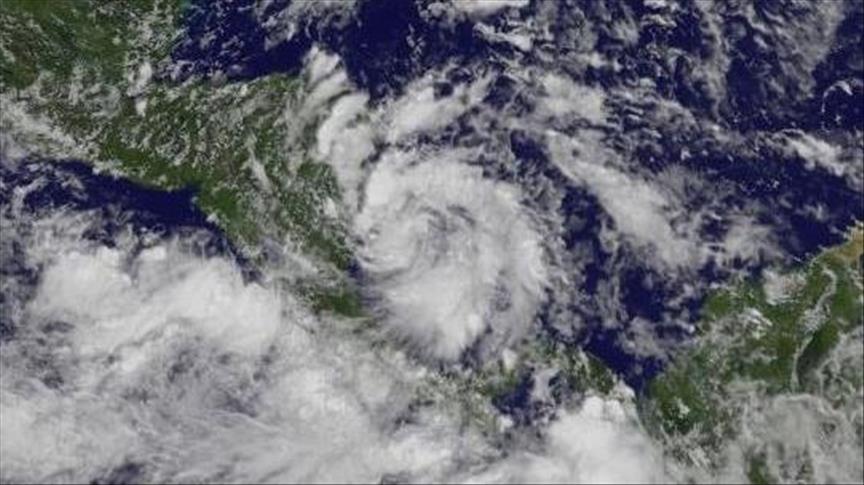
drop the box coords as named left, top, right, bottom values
left=643, top=225, right=864, bottom=482
left=1, top=0, right=358, bottom=312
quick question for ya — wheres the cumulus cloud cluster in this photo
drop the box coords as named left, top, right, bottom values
left=0, top=208, right=465, bottom=483
left=4, top=201, right=857, bottom=484
left=356, top=151, right=547, bottom=360
left=0, top=198, right=667, bottom=484
left=306, top=41, right=779, bottom=367
left=309, top=50, right=550, bottom=361
left=469, top=394, right=667, bottom=484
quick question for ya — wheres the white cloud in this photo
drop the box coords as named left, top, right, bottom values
left=355, top=150, right=547, bottom=360
left=467, top=394, right=668, bottom=484
left=386, top=76, right=487, bottom=142
left=9, top=209, right=658, bottom=484
left=382, top=68, right=491, bottom=145
left=782, top=131, right=847, bottom=178
left=446, top=0, right=529, bottom=17
left=474, top=23, right=534, bottom=52
left=706, top=383, right=864, bottom=485
left=0, top=94, right=87, bottom=161
left=539, top=74, right=608, bottom=124
left=308, top=50, right=375, bottom=212
left=0, top=221, right=480, bottom=483
left=31, top=245, right=283, bottom=358
left=546, top=131, right=700, bottom=268
left=315, top=91, right=375, bottom=210
left=309, top=56, right=549, bottom=361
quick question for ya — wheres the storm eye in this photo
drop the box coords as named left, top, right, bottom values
left=40, top=320, right=74, bottom=333
left=167, top=348, right=198, bottom=383
left=419, top=210, right=453, bottom=261
left=93, top=461, right=145, bottom=485
left=414, top=206, right=477, bottom=264
left=490, top=283, right=513, bottom=313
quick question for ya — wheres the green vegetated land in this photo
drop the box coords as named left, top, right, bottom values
left=642, top=225, right=864, bottom=483
left=0, top=0, right=358, bottom=313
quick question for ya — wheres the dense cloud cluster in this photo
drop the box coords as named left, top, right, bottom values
left=0, top=162, right=667, bottom=484
left=2, top=0, right=863, bottom=483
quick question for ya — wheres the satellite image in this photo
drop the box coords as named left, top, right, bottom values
left=0, top=0, right=862, bottom=483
